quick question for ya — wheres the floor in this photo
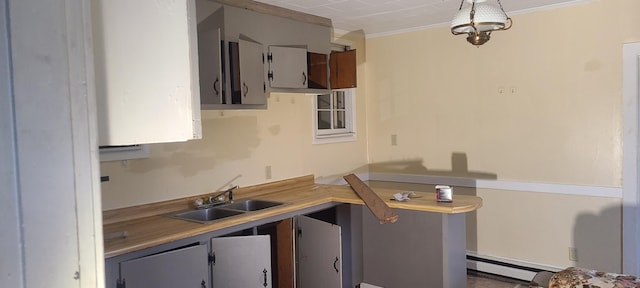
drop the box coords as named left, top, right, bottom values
left=467, top=271, right=530, bottom=288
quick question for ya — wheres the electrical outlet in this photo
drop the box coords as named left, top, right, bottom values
left=265, top=165, right=272, bottom=180
left=391, top=134, right=398, bottom=146
left=568, top=247, right=578, bottom=261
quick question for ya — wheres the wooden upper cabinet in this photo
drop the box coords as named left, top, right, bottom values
left=330, top=49, right=357, bottom=89
left=308, top=52, right=328, bottom=89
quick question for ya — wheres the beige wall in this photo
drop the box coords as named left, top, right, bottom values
left=365, top=0, right=640, bottom=272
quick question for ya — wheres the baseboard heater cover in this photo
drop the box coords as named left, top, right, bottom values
left=466, top=254, right=560, bottom=282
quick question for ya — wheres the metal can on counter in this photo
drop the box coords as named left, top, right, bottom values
left=435, top=185, right=453, bottom=202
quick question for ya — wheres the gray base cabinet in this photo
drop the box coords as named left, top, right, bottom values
left=119, top=243, right=209, bottom=288
left=297, top=215, right=343, bottom=288
left=211, top=235, right=272, bottom=288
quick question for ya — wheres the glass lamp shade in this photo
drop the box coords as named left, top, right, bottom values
left=451, top=1, right=509, bottom=34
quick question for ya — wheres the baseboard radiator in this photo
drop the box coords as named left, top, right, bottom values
left=466, top=253, right=561, bottom=282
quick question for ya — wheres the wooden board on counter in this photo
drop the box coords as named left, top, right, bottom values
left=343, top=174, right=398, bottom=223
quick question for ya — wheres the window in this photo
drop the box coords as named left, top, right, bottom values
left=312, top=89, right=356, bottom=144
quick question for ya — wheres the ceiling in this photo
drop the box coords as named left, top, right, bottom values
left=254, top=0, right=588, bottom=37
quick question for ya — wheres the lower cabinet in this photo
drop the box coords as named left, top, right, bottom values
left=296, top=215, right=343, bottom=288
left=211, top=235, right=272, bottom=288
left=118, top=243, right=209, bottom=288
left=107, top=206, right=347, bottom=288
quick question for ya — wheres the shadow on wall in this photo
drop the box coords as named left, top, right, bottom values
left=123, top=115, right=261, bottom=177
left=573, top=203, right=623, bottom=273
left=338, top=152, right=498, bottom=253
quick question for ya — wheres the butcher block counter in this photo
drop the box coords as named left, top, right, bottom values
left=103, top=174, right=482, bottom=259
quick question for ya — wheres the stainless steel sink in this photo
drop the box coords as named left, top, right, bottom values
left=172, top=207, right=245, bottom=224
left=220, top=199, right=284, bottom=211
left=168, top=199, right=284, bottom=224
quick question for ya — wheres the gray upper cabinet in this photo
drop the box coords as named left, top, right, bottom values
left=195, top=2, right=332, bottom=109
left=198, top=8, right=224, bottom=108
left=197, top=5, right=267, bottom=110
left=268, top=46, right=308, bottom=89
left=236, top=37, right=266, bottom=105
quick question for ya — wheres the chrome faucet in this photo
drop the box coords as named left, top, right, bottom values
left=210, top=185, right=239, bottom=204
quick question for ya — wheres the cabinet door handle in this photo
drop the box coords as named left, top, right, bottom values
left=213, top=77, right=219, bottom=96
left=263, top=268, right=268, bottom=287
left=302, top=71, right=307, bottom=86
left=333, top=257, right=339, bottom=273
left=243, top=82, right=249, bottom=98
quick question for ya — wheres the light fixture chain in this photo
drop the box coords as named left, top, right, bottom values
left=457, top=0, right=464, bottom=11
left=497, top=0, right=507, bottom=14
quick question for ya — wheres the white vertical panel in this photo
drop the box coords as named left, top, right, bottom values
left=622, top=42, right=640, bottom=276
left=0, top=0, right=23, bottom=286
left=7, top=0, right=88, bottom=286
left=65, top=0, right=105, bottom=286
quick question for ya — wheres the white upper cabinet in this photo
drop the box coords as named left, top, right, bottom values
left=268, top=46, right=308, bottom=89
left=92, top=0, right=202, bottom=145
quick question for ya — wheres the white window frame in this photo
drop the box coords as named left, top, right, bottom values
left=312, top=88, right=357, bottom=144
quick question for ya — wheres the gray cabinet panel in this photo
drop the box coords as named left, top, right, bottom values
left=269, top=46, right=308, bottom=89
left=211, top=235, right=272, bottom=288
left=120, top=243, right=209, bottom=288
left=297, top=215, right=343, bottom=288
left=238, top=37, right=266, bottom=105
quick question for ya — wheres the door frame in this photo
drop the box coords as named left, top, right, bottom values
left=622, top=42, right=640, bottom=276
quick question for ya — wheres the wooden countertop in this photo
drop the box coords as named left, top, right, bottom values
left=103, top=175, right=482, bottom=258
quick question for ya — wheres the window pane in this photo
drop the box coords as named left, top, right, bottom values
left=317, top=94, right=331, bottom=109
left=318, top=111, right=332, bottom=129
left=333, top=91, right=345, bottom=109
left=334, top=111, right=346, bottom=129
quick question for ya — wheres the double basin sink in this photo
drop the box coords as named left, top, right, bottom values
left=168, top=199, right=284, bottom=224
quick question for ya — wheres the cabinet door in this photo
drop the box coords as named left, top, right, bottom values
left=308, top=52, right=328, bottom=89
left=93, top=0, right=202, bottom=145
left=198, top=14, right=224, bottom=107
left=268, top=46, right=308, bottom=89
left=330, top=49, right=357, bottom=89
left=119, top=243, right=209, bottom=288
left=238, top=37, right=266, bottom=105
left=297, top=216, right=342, bottom=288
left=211, top=235, right=272, bottom=288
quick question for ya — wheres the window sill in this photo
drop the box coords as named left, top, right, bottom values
left=313, top=133, right=357, bottom=145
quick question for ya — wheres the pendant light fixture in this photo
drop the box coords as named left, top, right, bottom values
left=451, top=0, right=512, bottom=46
